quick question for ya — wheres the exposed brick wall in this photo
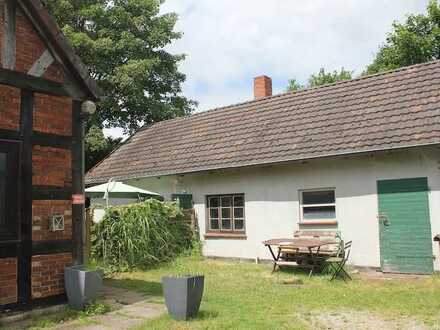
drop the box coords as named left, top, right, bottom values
left=33, top=146, right=72, bottom=187
left=32, top=253, right=72, bottom=299
left=34, top=93, right=72, bottom=136
left=0, top=258, right=18, bottom=305
left=32, top=200, right=72, bottom=241
left=43, top=62, right=65, bottom=84
left=15, top=9, right=46, bottom=73
left=0, top=85, right=21, bottom=130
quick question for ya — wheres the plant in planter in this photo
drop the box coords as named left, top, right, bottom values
left=64, top=263, right=104, bottom=310
left=162, top=274, right=204, bottom=320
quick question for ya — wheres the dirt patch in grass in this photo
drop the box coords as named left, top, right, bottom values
left=307, top=310, right=433, bottom=330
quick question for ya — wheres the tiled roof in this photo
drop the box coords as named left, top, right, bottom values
left=86, top=60, right=440, bottom=184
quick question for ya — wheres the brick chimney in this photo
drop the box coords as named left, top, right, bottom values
left=254, top=75, right=272, bottom=99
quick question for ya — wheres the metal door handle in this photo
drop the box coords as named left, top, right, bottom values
left=378, top=213, right=391, bottom=226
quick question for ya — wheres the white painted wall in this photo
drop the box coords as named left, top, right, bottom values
left=128, top=147, right=440, bottom=270
left=89, top=197, right=141, bottom=222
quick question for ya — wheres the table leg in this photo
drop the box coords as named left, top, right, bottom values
left=267, top=245, right=277, bottom=261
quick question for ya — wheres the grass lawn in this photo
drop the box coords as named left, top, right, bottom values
left=106, top=252, right=440, bottom=330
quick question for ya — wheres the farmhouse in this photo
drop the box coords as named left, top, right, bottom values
left=87, top=61, right=440, bottom=274
left=0, top=0, right=99, bottom=310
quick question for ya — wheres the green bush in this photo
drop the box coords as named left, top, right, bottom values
left=91, top=199, right=195, bottom=272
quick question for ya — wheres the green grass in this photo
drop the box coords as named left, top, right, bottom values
left=1, top=301, right=112, bottom=330
left=106, top=253, right=440, bottom=330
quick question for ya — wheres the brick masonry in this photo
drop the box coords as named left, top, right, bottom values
left=0, top=258, right=18, bottom=305
left=0, top=1, right=90, bottom=308
left=31, top=253, right=72, bottom=299
left=34, top=93, right=72, bottom=136
left=0, top=85, right=21, bottom=130
left=32, top=146, right=72, bottom=187
left=32, top=200, right=72, bottom=241
left=15, top=8, right=45, bottom=73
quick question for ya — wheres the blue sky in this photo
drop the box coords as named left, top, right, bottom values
left=105, top=0, right=429, bottom=138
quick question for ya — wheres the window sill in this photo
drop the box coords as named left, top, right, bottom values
left=300, top=220, right=338, bottom=226
left=204, top=232, right=247, bottom=240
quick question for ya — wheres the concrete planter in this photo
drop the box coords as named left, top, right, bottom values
left=64, top=265, right=103, bottom=310
left=162, top=275, right=204, bottom=320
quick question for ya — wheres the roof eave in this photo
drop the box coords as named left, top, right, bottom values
left=85, top=142, right=440, bottom=185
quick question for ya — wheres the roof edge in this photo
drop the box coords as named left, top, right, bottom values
left=85, top=142, right=440, bottom=185
left=20, top=0, right=102, bottom=101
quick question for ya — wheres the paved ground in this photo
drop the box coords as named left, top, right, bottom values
left=1, top=286, right=166, bottom=330
left=53, top=286, right=166, bottom=330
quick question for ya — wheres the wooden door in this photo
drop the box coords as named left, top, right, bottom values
left=378, top=177, right=433, bottom=274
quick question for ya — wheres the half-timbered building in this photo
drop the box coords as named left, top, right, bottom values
left=0, top=0, right=100, bottom=311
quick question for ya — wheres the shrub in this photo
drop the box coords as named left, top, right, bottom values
left=91, top=199, right=194, bottom=272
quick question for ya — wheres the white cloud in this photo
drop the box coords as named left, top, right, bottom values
left=106, top=0, right=429, bottom=138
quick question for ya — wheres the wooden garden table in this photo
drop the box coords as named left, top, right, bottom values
left=262, top=238, right=334, bottom=276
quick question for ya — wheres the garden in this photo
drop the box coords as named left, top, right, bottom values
left=4, top=200, right=440, bottom=330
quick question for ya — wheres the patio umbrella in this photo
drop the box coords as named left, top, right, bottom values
left=86, top=180, right=161, bottom=207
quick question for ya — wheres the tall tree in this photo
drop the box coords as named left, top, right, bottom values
left=366, top=0, right=440, bottom=74
left=287, top=68, right=353, bottom=92
left=85, top=126, right=122, bottom=171
left=45, top=0, right=196, bottom=134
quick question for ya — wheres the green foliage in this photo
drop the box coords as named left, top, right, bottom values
left=308, top=68, right=353, bottom=87
left=26, top=301, right=111, bottom=329
left=287, top=67, right=353, bottom=92
left=85, top=126, right=121, bottom=171
left=286, top=78, right=304, bottom=91
left=91, top=199, right=195, bottom=272
left=45, top=0, right=196, bottom=134
left=366, top=0, right=440, bottom=74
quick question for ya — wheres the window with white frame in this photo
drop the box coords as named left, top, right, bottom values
left=300, top=189, right=336, bottom=222
left=207, top=194, right=245, bottom=232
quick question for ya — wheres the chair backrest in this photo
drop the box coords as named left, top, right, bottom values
left=294, top=230, right=340, bottom=255
left=342, top=241, right=352, bottom=260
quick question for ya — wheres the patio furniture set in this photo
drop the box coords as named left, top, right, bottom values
left=263, top=231, right=352, bottom=281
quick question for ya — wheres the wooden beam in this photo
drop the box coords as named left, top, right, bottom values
left=71, top=101, right=85, bottom=265
left=32, top=186, right=72, bottom=200
left=17, top=89, right=33, bottom=306
left=1, top=0, right=16, bottom=69
left=32, top=132, right=72, bottom=149
left=28, top=49, right=55, bottom=77
left=0, top=68, right=69, bottom=97
left=32, top=240, right=73, bottom=255
left=0, top=128, right=21, bottom=140
left=0, top=242, right=18, bottom=258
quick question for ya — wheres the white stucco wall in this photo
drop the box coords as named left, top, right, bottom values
left=127, top=147, right=440, bottom=270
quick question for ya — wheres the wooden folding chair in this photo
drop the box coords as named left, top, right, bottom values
left=326, top=241, right=352, bottom=281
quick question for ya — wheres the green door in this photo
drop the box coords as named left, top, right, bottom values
left=378, top=177, right=433, bottom=274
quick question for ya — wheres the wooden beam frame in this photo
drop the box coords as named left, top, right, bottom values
left=32, top=186, right=72, bottom=200
left=1, top=0, right=16, bottom=70
left=17, top=89, right=33, bottom=306
left=0, top=68, right=69, bottom=97
left=71, top=101, right=85, bottom=265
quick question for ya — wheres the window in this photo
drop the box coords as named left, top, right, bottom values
left=300, top=189, right=336, bottom=222
left=0, top=141, right=19, bottom=242
left=207, top=194, right=245, bottom=232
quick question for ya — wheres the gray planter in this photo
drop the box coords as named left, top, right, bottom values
left=162, top=275, right=204, bottom=320
left=64, top=265, right=103, bottom=310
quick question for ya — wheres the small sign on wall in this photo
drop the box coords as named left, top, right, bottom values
left=72, top=194, right=85, bottom=205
